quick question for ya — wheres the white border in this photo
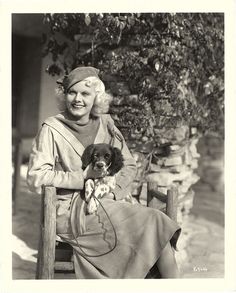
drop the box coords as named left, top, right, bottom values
left=1, top=0, right=236, bottom=292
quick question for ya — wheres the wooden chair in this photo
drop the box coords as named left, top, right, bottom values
left=36, top=185, right=178, bottom=279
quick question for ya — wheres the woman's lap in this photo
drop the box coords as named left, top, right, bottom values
left=57, top=197, right=181, bottom=278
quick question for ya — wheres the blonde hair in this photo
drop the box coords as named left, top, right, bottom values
left=55, top=76, right=113, bottom=116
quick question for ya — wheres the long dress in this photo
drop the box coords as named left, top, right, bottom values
left=27, top=112, right=181, bottom=279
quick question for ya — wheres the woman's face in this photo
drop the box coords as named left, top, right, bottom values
left=65, top=81, right=96, bottom=122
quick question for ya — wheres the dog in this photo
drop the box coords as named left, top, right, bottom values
left=81, top=143, right=124, bottom=214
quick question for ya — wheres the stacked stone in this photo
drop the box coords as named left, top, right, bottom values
left=145, top=128, right=200, bottom=225
left=135, top=127, right=201, bottom=265
left=125, top=126, right=200, bottom=225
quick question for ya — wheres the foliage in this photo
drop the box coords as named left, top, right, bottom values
left=43, top=13, right=224, bottom=145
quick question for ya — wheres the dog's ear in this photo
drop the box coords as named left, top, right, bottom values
left=109, top=147, right=124, bottom=175
left=81, top=144, right=95, bottom=169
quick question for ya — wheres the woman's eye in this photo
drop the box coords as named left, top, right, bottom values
left=82, top=91, right=89, bottom=96
left=68, top=90, right=76, bottom=96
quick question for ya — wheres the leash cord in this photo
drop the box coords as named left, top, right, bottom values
left=70, top=193, right=118, bottom=258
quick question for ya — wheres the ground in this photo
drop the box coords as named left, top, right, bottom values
left=12, top=164, right=224, bottom=279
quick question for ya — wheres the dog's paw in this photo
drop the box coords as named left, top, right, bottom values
left=94, top=184, right=110, bottom=198
left=85, top=179, right=95, bottom=201
left=87, top=198, right=99, bottom=214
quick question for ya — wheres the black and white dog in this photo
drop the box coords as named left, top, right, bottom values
left=81, top=143, right=124, bottom=214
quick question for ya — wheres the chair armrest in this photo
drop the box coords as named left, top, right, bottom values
left=147, top=182, right=167, bottom=203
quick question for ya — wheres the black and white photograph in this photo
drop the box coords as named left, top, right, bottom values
left=1, top=1, right=236, bottom=292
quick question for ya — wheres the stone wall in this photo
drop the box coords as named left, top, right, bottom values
left=128, top=127, right=200, bottom=226
left=115, top=125, right=202, bottom=264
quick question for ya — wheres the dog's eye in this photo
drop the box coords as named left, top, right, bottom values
left=93, top=153, right=98, bottom=158
left=105, top=153, right=111, bottom=159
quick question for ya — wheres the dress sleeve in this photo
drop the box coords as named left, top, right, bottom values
left=111, top=124, right=138, bottom=200
left=27, top=125, right=84, bottom=195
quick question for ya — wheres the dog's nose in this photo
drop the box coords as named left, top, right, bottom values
left=96, top=162, right=105, bottom=169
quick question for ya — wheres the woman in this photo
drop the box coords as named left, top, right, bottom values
left=27, top=66, right=181, bottom=279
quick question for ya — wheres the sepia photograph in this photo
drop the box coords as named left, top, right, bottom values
left=1, top=1, right=236, bottom=292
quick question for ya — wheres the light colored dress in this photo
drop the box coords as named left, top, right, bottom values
left=27, top=112, right=181, bottom=279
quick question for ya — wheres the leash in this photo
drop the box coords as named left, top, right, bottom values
left=70, top=191, right=118, bottom=258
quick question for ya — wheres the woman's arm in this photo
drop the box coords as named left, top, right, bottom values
left=112, top=125, right=137, bottom=200
left=27, top=125, right=85, bottom=195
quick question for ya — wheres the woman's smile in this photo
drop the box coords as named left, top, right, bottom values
left=72, top=103, right=85, bottom=109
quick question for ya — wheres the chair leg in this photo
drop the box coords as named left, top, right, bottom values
left=36, top=186, right=57, bottom=279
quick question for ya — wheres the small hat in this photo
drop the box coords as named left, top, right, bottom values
left=57, top=66, right=100, bottom=91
